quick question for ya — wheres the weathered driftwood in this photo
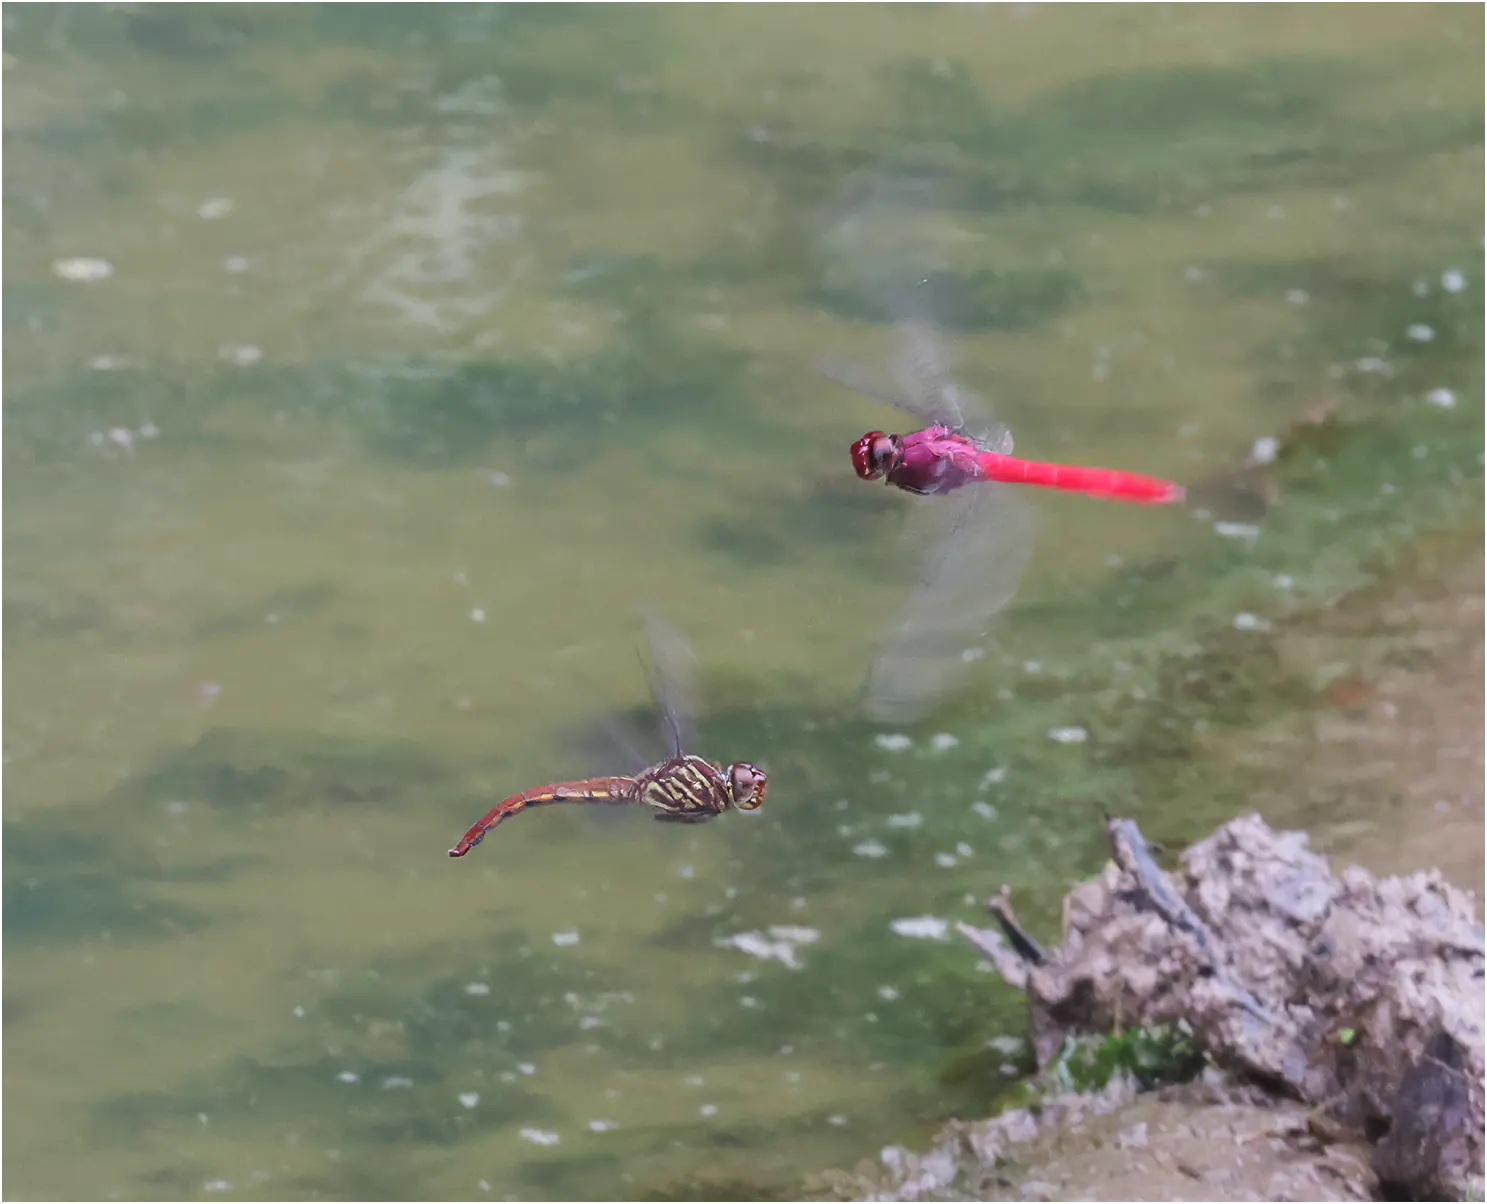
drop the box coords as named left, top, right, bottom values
left=958, top=813, right=1485, bottom=1200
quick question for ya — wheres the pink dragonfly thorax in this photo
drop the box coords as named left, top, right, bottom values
left=888, top=425, right=984, bottom=496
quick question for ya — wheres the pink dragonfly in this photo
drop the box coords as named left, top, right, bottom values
left=448, top=613, right=766, bottom=857
left=822, top=324, right=1185, bottom=506
left=815, top=155, right=1185, bottom=721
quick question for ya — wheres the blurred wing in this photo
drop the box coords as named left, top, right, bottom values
left=639, top=608, right=700, bottom=757
left=861, top=483, right=1035, bottom=724
left=814, top=355, right=958, bottom=431
left=818, top=150, right=1013, bottom=454
left=889, top=321, right=1013, bottom=455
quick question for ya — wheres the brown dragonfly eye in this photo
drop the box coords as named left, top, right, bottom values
left=729, top=762, right=768, bottom=810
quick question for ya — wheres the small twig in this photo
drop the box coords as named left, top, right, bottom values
left=988, top=886, right=1046, bottom=965
left=1105, top=817, right=1273, bottom=1022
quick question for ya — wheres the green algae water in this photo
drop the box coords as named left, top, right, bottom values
left=4, top=5, right=1482, bottom=1199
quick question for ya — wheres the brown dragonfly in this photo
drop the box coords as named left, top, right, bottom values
left=448, top=613, right=768, bottom=857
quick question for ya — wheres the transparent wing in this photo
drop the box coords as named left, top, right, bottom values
left=817, top=150, right=1013, bottom=453
left=638, top=608, right=700, bottom=757
left=861, top=483, right=1036, bottom=724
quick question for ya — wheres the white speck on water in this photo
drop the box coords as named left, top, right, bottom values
left=1048, top=726, right=1088, bottom=745
left=203, top=1180, right=232, bottom=1193
left=886, top=812, right=922, bottom=828
left=988, top=1035, right=1025, bottom=1055
left=197, top=197, right=235, bottom=220
left=678, top=864, right=695, bottom=880
left=336, top=1071, right=360, bottom=1084
left=166, top=800, right=187, bottom=815
left=1023, top=660, right=1042, bottom=674
left=458, top=1092, right=480, bottom=1109
left=1412, top=444, right=1429, bottom=459
left=219, top=343, right=263, bottom=366
left=108, top=427, right=134, bottom=449
left=88, top=354, right=132, bottom=371
left=552, top=929, right=580, bottom=947
left=478, top=1180, right=492, bottom=1193
left=1285, top=288, right=1309, bottom=306
left=1442, top=268, right=1467, bottom=293
left=960, top=646, right=986, bottom=663
left=1233, top=612, right=1265, bottom=631
left=699, top=1104, right=719, bottom=1118
left=517, top=1062, right=537, bottom=1076
left=1380, top=482, right=1397, bottom=496
left=292, top=1004, right=306, bottom=1018
left=1248, top=436, right=1279, bottom=465
left=224, top=255, right=251, bottom=273
left=519, top=1128, right=560, bottom=1146
left=1354, top=356, right=1392, bottom=375
left=934, top=852, right=958, bottom=868
left=980, top=766, right=1006, bottom=788
left=489, top=471, right=512, bottom=487
left=1413, top=279, right=1431, bottom=297
left=768, top=925, right=820, bottom=945
left=1273, top=574, right=1295, bottom=590
left=930, top=732, right=959, bottom=752
left=972, top=801, right=998, bottom=820
left=684, top=1075, right=705, bottom=1087
left=53, top=256, right=113, bottom=282
left=739, top=995, right=761, bottom=1009
left=1214, top=521, right=1261, bottom=541
left=464, top=982, right=490, bottom=996
left=828, top=1114, right=848, bottom=1126
left=654, top=891, right=668, bottom=904
left=1184, top=266, right=1205, bottom=283
left=198, top=1112, right=210, bottom=1125
left=1426, top=387, right=1457, bottom=408
left=853, top=839, right=888, bottom=858
left=1407, top=323, right=1435, bottom=342
left=382, top=1076, right=414, bottom=1090
left=87, top=431, right=106, bottom=447
left=138, top=421, right=159, bottom=439
left=588, top=1119, right=617, bottom=1132
left=890, top=916, right=950, bottom=941
left=470, top=608, right=486, bottom=623
left=718, top=927, right=816, bottom=969
left=874, top=733, right=912, bottom=752
left=877, top=985, right=900, bottom=1001
left=956, top=842, right=973, bottom=857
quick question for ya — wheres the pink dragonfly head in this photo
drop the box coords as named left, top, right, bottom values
left=851, top=431, right=900, bottom=481
left=726, top=761, right=768, bottom=811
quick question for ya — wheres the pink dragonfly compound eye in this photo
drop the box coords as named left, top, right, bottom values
left=851, top=432, right=893, bottom=480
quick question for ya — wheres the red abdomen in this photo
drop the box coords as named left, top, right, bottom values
left=976, top=453, right=1184, bottom=504
left=448, top=776, right=635, bottom=857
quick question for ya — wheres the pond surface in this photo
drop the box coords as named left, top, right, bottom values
left=4, top=5, right=1482, bottom=1200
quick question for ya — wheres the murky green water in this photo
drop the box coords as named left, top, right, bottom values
left=4, top=5, right=1482, bottom=1200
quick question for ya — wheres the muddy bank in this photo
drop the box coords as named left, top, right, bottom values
left=823, top=810, right=1483, bottom=1202
left=818, top=540, right=1485, bottom=1202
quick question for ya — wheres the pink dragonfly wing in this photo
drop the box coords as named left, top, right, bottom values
left=862, top=479, right=1035, bottom=724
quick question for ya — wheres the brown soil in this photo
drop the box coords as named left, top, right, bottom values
left=1275, top=537, right=1484, bottom=895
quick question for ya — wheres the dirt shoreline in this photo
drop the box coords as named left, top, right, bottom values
left=821, top=540, right=1485, bottom=1202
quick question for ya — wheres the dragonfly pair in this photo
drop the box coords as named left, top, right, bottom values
left=447, top=151, right=1187, bottom=855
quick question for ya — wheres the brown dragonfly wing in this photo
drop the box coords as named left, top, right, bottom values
left=862, top=480, right=1035, bottom=724
left=638, top=607, right=700, bottom=758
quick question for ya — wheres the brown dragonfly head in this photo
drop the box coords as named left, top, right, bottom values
left=726, top=762, right=768, bottom=811
left=851, top=431, right=901, bottom=481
